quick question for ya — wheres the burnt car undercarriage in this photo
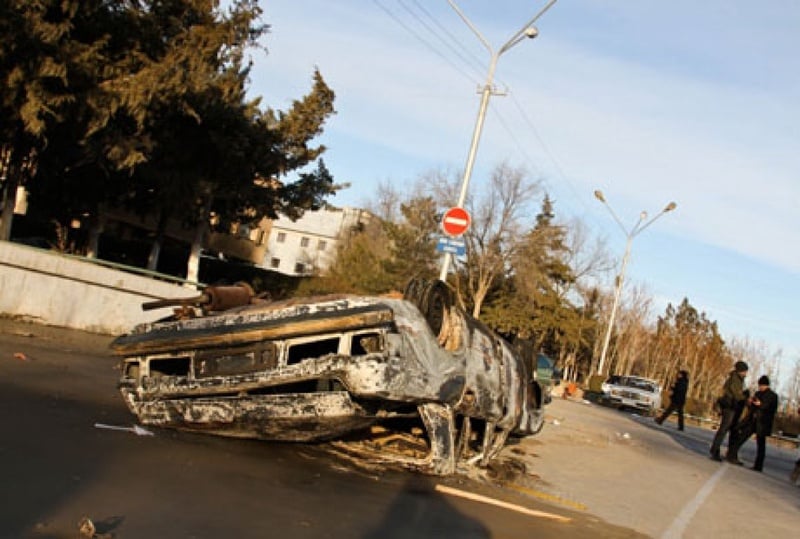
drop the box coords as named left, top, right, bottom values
left=111, top=280, right=548, bottom=475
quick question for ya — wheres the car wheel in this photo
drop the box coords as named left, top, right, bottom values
left=421, top=280, right=453, bottom=337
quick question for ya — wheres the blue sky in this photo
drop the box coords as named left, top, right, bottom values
left=247, top=1, right=799, bottom=374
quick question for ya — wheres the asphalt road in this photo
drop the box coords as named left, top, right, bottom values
left=521, top=393, right=800, bottom=537
left=0, top=319, right=640, bottom=539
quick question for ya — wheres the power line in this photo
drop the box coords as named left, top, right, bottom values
left=406, top=0, right=487, bottom=79
left=374, top=0, right=592, bottom=222
left=506, top=90, right=593, bottom=216
left=487, top=101, right=581, bottom=217
left=372, top=0, right=479, bottom=85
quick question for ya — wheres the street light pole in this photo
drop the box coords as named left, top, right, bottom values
left=594, top=190, right=677, bottom=375
left=439, top=0, right=559, bottom=282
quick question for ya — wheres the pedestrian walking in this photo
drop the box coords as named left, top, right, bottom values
left=709, top=360, right=748, bottom=461
left=655, top=369, right=689, bottom=430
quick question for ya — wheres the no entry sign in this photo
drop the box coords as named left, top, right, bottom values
left=441, top=206, right=471, bottom=237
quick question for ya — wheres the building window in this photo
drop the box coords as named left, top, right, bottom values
left=276, top=232, right=286, bottom=243
left=300, top=236, right=310, bottom=248
left=251, top=229, right=265, bottom=245
left=294, top=262, right=305, bottom=274
left=318, top=240, right=327, bottom=251
left=270, top=258, right=280, bottom=269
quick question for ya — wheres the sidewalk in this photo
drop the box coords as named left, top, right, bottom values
left=0, top=315, right=113, bottom=354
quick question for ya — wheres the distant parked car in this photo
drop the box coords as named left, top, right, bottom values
left=600, top=375, right=662, bottom=416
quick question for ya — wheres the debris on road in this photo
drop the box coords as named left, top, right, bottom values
left=435, top=484, right=572, bottom=523
left=78, top=516, right=95, bottom=538
left=94, top=423, right=154, bottom=436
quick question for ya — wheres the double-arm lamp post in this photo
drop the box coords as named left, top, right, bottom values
left=439, top=0, right=559, bottom=282
left=594, top=190, right=677, bottom=375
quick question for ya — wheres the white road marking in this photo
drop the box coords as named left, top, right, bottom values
left=434, top=484, right=571, bottom=523
left=660, top=464, right=728, bottom=539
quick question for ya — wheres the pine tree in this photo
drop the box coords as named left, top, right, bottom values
left=0, top=0, right=96, bottom=239
left=482, top=195, right=577, bottom=356
left=2, top=1, right=338, bottom=280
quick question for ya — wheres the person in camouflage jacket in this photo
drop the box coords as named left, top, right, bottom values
left=709, top=361, right=748, bottom=461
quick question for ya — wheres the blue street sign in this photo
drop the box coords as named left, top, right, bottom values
left=436, top=236, right=466, bottom=256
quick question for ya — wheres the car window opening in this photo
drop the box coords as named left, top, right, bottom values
left=149, top=356, right=191, bottom=378
left=287, top=337, right=340, bottom=365
left=352, top=332, right=383, bottom=355
left=194, top=343, right=279, bottom=378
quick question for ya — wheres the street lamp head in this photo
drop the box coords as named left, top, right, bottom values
left=664, top=201, right=677, bottom=212
left=524, top=26, right=539, bottom=39
left=593, top=190, right=606, bottom=203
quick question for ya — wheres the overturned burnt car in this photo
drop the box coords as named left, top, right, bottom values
left=111, top=279, right=549, bottom=475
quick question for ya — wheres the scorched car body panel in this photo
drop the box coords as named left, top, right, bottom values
left=112, top=280, right=548, bottom=474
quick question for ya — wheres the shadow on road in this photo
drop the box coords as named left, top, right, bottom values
left=0, top=383, right=126, bottom=537
left=362, top=476, right=490, bottom=539
left=631, top=411, right=720, bottom=455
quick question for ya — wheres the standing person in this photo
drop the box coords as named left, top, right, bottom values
left=709, top=361, right=749, bottom=461
left=725, top=375, right=778, bottom=471
left=655, top=369, right=689, bottom=430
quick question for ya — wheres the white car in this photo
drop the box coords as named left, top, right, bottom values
left=601, top=375, right=662, bottom=415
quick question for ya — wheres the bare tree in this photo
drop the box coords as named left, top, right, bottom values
left=602, top=283, right=654, bottom=377
left=365, top=180, right=403, bottom=225
left=563, top=218, right=614, bottom=287
left=458, top=162, right=540, bottom=317
left=785, top=356, right=800, bottom=412
left=399, top=163, right=541, bottom=318
left=728, top=336, right=782, bottom=390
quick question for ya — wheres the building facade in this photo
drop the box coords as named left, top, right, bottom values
left=261, top=207, right=372, bottom=276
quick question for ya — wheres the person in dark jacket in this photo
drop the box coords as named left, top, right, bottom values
left=655, top=369, right=689, bottom=430
left=709, top=361, right=749, bottom=461
left=725, top=375, right=778, bottom=471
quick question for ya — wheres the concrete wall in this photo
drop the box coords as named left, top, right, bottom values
left=0, top=241, right=200, bottom=335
